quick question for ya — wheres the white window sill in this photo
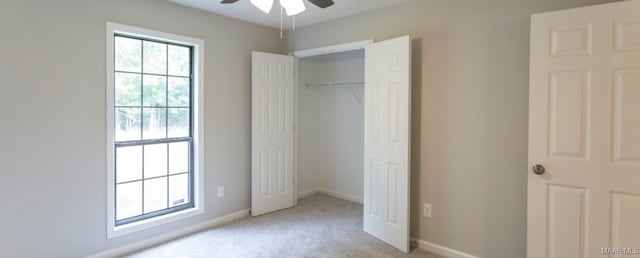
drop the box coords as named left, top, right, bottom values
left=108, top=206, right=203, bottom=239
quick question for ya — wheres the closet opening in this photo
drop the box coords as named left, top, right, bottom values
left=295, top=49, right=365, bottom=204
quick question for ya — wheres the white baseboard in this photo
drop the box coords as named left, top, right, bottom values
left=412, top=238, right=479, bottom=258
left=88, top=209, right=250, bottom=258
left=297, top=188, right=320, bottom=199
left=318, top=188, right=363, bottom=204
left=298, top=188, right=363, bottom=204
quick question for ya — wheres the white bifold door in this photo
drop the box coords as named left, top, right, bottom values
left=251, top=35, right=412, bottom=252
left=251, top=52, right=296, bottom=216
left=362, top=35, right=412, bottom=253
left=528, top=1, right=640, bottom=257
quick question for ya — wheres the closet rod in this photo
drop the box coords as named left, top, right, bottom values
left=305, top=81, right=364, bottom=104
left=306, top=82, right=364, bottom=88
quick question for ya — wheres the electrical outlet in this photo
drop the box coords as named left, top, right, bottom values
left=217, top=186, right=225, bottom=198
left=423, top=203, right=432, bottom=218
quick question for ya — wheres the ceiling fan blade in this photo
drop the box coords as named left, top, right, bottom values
left=221, top=0, right=240, bottom=3
left=307, top=0, right=334, bottom=8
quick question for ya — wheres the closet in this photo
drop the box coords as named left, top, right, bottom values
left=251, top=35, right=411, bottom=252
left=297, top=50, right=365, bottom=203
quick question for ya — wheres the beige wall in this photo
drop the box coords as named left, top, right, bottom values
left=0, top=0, right=283, bottom=257
left=285, top=0, right=619, bottom=257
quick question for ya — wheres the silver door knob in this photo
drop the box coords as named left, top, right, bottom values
left=532, top=164, right=546, bottom=175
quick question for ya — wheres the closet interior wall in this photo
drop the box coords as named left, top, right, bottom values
left=297, top=50, right=365, bottom=202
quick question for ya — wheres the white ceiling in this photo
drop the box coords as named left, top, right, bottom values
left=168, top=0, right=412, bottom=29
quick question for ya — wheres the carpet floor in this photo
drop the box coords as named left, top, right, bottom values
left=125, top=193, right=444, bottom=258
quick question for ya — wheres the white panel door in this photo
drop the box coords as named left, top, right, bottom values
left=528, top=1, right=640, bottom=257
left=251, top=52, right=295, bottom=216
left=363, top=35, right=411, bottom=253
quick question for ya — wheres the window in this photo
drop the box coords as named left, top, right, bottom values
left=106, top=23, right=204, bottom=238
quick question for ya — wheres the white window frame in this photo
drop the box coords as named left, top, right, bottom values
left=105, top=22, right=205, bottom=239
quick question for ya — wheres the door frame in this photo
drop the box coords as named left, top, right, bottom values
left=290, top=39, right=374, bottom=205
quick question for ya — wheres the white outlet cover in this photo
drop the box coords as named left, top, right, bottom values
left=423, top=203, right=432, bottom=218
left=217, top=186, right=225, bottom=198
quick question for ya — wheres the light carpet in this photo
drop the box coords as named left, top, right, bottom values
left=125, top=193, right=443, bottom=258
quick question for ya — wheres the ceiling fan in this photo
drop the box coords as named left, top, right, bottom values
left=221, top=0, right=335, bottom=16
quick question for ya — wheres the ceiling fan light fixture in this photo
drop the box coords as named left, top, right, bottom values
left=280, top=0, right=305, bottom=16
left=250, top=0, right=274, bottom=13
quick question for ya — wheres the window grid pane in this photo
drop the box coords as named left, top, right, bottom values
left=114, top=34, right=193, bottom=225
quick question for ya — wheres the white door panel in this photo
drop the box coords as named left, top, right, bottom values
left=528, top=1, right=640, bottom=257
left=364, top=35, right=411, bottom=253
left=251, top=52, right=295, bottom=216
